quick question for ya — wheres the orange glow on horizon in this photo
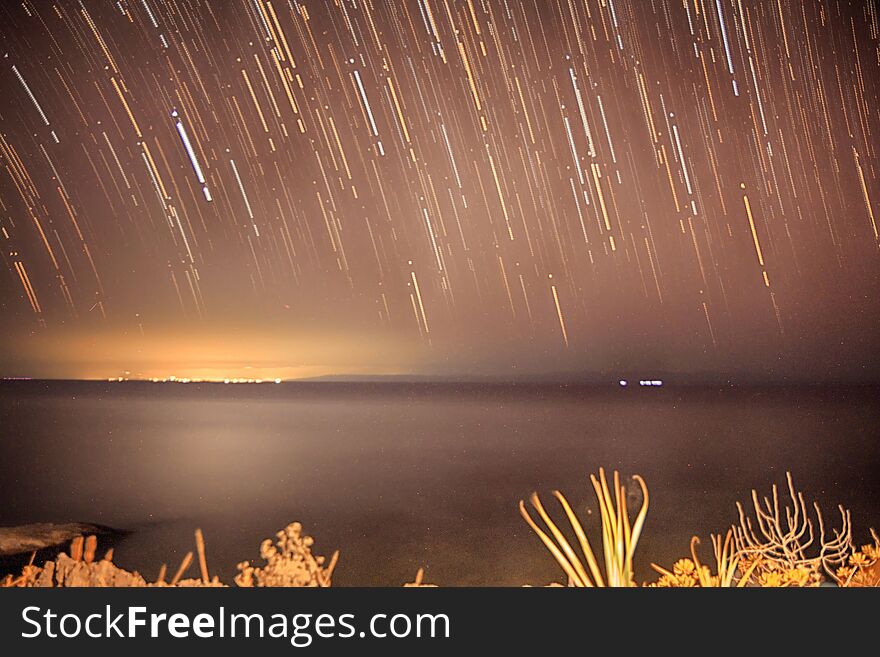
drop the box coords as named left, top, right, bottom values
left=4, top=325, right=422, bottom=381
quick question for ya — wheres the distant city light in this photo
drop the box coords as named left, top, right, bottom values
left=105, top=376, right=282, bottom=384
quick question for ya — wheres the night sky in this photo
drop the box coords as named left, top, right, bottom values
left=1, top=0, right=878, bottom=381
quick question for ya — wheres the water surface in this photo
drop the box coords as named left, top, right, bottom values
left=1, top=381, right=877, bottom=585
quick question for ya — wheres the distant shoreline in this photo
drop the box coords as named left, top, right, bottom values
left=2, top=376, right=880, bottom=388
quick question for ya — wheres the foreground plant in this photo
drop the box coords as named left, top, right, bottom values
left=519, top=468, right=648, bottom=587
left=236, top=522, right=339, bottom=587
left=648, top=531, right=761, bottom=587
left=733, top=472, right=851, bottom=584
left=3, top=471, right=877, bottom=588
left=834, top=530, right=880, bottom=587
left=403, top=568, right=438, bottom=587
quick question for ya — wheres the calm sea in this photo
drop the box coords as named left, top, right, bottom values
left=1, top=380, right=878, bottom=585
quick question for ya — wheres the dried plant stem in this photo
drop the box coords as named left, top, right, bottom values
left=170, top=552, right=193, bottom=586
left=195, top=529, right=209, bottom=583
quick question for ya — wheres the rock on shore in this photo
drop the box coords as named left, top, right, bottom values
left=0, top=523, right=111, bottom=556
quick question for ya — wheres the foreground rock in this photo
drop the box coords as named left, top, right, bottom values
left=0, top=523, right=112, bottom=556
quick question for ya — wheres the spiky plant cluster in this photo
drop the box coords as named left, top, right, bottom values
left=733, top=472, right=852, bottom=582
left=519, top=468, right=648, bottom=587
left=648, top=531, right=761, bottom=587
left=522, top=469, right=877, bottom=589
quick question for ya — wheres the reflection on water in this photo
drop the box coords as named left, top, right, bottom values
left=1, top=381, right=878, bottom=585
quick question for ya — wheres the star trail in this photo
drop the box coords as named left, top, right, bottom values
left=0, top=0, right=878, bottom=380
